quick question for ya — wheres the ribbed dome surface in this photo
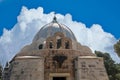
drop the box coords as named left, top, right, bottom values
left=33, top=17, right=76, bottom=43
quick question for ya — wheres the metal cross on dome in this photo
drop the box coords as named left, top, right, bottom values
left=52, top=14, right=58, bottom=23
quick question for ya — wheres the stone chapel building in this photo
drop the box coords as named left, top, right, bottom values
left=3, top=17, right=109, bottom=80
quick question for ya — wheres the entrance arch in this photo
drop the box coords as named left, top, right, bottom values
left=53, top=77, right=66, bottom=80
left=49, top=73, right=70, bottom=80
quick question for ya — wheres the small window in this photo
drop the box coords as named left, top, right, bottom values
left=65, top=41, right=69, bottom=49
left=49, top=41, right=53, bottom=49
left=39, top=44, right=43, bottom=49
left=57, top=39, right=62, bottom=49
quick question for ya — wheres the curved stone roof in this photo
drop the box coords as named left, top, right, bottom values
left=32, top=17, right=77, bottom=43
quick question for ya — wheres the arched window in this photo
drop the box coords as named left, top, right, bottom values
left=39, top=44, right=43, bottom=49
left=57, top=38, right=62, bottom=49
left=65, top=41, right=69, bottom=49
left=49, top=41, right=53, bottom=49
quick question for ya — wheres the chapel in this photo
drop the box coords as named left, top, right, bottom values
left=3, top=16, right=109, bottom=80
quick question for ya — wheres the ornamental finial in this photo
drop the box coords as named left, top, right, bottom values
left=52, top=13, right=57, bottom=23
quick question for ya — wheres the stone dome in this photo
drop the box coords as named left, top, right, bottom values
left=33, top=17, right=77, bottom=43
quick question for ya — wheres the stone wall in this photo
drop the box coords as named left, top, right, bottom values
left=75, top=56, right=109, bottom=80
left=10, top=56, right=44, bottom=80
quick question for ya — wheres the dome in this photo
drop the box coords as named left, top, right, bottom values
left=33, top=17, right=77, bottom=43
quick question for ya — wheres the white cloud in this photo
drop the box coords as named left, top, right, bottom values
left=0, top=6, right=120, bottom=67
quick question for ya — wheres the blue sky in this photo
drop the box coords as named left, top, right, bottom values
left=0, top=0, right=120, bottom=38
left=1, top=0, right=120, bottom=66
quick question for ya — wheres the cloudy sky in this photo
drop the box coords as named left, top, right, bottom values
left=0, top=0, right=120, bottom=66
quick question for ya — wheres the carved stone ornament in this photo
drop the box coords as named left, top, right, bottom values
left=52, top=54, right=67, bottom=68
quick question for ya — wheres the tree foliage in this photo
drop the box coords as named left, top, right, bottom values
left=95, top=51, right=120, bottom=80
left=114, top=40, right=120, bottom=57
left=0, top=64, right=2, bottom=80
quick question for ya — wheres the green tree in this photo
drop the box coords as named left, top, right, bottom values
left=114, top=40, right=120, bottom=57
left=95, top=51, right=120, bottom=80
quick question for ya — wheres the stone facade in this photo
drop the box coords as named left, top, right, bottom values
left=3, top=17, right=109, bottom=80
left=10, top=56, right=44, bottom=80
left=75, top=56, right=109, bottom=80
